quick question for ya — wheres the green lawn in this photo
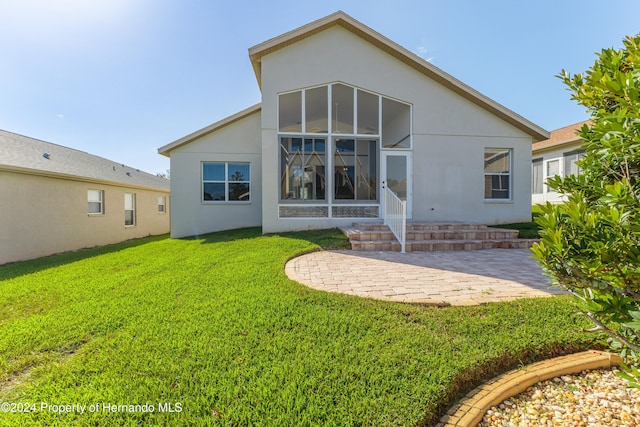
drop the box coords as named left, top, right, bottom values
left=0, top=228, right=599, bottom=426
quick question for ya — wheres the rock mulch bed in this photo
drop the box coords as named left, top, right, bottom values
left=479, top=368, right=640, bottom=426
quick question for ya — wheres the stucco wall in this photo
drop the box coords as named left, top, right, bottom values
left=259, top=26, right=534, bottom=232
left=531, top=142, right=582, bottom=205
left=168, top=111, right=262, bottom=238
left=0, top=170, right=170, bottom=265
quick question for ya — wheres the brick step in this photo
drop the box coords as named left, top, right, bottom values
left=407, top=229, right=519, bottom=240
left=350, top=239, right=538, bottom=252
left=341, top=222, right=537, bottom=252
left=352, top=222, right=490, bottom=231
left=341, top=225, right=519, bottom=242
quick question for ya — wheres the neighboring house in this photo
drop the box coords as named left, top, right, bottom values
left=531, top=120, right=589, bottom=204
left=0, top=130, right=170, bottom=265
left=158, top=11, right=548, bottom=238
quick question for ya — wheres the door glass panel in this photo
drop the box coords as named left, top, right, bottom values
left=386, top=155, right=407, bottom=200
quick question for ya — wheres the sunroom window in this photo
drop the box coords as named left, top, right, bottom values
left=280, top=137, right=326, bottom=200
left=382, top=98, right=411, bottom=148
left=277, top=82, right=411, bottom=209
left=334, top=139, right=377, bottom=200
left=331, top=84, right=354, bottom=134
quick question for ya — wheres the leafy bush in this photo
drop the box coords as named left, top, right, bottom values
left=531, top=34, right=640, bottom=386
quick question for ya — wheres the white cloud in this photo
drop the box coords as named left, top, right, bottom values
left=416, top=45, right=434, bottom=62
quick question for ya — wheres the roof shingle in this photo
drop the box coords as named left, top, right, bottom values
left=0, top=130, right=169, bottom=191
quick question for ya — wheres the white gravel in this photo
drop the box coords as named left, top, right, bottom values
left=479, top=368, right=640, bottom=426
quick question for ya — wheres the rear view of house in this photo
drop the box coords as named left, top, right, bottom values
left=0, top=130, right=170, bottom=264
left=159, top=11, right=549, bottom=238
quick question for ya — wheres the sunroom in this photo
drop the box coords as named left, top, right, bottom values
left=277, top=82, right=412, bottom=220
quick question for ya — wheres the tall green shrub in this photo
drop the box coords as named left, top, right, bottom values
left=531, top=34, right=640, bottom=385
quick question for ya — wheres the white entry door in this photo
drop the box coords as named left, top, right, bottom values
left=381, top=152, right=412, bottom=219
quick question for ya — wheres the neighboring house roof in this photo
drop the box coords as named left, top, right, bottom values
left=532, top=120, right=590, bottom=154
left=248, top=11, right=549, bottom=142
left=158, top=103, right=261, bottom=156
left=0, top=129, right=170, bottom=191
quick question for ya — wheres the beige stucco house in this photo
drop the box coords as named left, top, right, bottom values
left=0, top=130, right=170, bottom=265
left=159, top=11, right=549, bottom=238
left=531, top=120, right=588, bottom=204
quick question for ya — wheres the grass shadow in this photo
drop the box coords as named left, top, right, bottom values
left=0, top=234, right=169, bottom=281
left=190, top=227, right=350, bottom=251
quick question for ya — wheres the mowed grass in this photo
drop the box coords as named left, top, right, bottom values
left=0, top=228, right=598, bottom=426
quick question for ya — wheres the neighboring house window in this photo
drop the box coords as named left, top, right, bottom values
left=203, top=162, right=250, bottom=202
left=563, top=150, right=585, bottom=176
left=532, top=159, right=543, bottom=194
left=125, top=193, right=136, bottom=226
left=484, top=148, right=511, bottom=200
left=88, top=189, right=104, bottom=214
left=546, top=159, right=560, bottom=184
left=158, top=196, right=166, bottom=213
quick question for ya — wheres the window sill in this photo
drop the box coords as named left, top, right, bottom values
left=484, top=199, right=514, bottom=204
left=87, top=213, right=104, bottom=216
left=201, top=201, right=251, bottom=205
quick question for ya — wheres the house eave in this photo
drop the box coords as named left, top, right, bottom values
left=158, top=103, right=262, bottom=156
left=0, top=164, right=170, bottom=192
left=248, top=11, right=549, bottom=142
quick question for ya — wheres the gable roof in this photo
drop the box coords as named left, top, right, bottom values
left=0, top=129, right=170, bottom=191
left=158, top=103, right=261, bottom=156
left=532, top=120, right=590, bottom=153
left=248, top=11, right=549, bottom=142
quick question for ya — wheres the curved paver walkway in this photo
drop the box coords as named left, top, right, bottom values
left=285, top=249, right=566, bottom=306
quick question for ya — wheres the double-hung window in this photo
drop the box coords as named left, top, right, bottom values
left=124, top=193, right=136, bottom=226
left=88, top=189, right=104, bottom=214
left=563, top=150, right=585, bottom=177
left=203, top=162, right=250, bottom=202
left=532, top=159, right=543, bottom=194
left=484, top=148, right=511, bottom=200
left=158, top=196, right=166, bottom=213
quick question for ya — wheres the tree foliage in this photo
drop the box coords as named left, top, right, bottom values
left=531, top=34, right=640, bottom=386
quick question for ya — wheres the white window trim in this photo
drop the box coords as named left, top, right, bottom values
left=202, top=162, right=251, bottom=204
left=158, top=195, right=167, bottom=213
left=277, top=82, right=413, bottom=213
left=88, top=189, right=104, bottom=215
left=124, top=193, right=136, bottom=227
left=484, top=148, right=513, bottom=202
left=544, top=158, right=561, bottom=195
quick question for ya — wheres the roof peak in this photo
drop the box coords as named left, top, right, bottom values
left=247, top=11, right=548, bottom=141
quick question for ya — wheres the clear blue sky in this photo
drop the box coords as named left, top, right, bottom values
left=1, top=0, right=638, bottom=175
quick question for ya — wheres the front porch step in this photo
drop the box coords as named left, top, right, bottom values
left=339, top=222, right=537, bottom=252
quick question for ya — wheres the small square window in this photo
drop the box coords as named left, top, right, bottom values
left=125, top=193, right=136, bottom=226
left=158, top=196, right=166, bottom=213
left=88, top=189, right=104, bottom=214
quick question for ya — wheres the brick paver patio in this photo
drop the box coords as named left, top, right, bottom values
left=285, top=249, right=566, bottom=306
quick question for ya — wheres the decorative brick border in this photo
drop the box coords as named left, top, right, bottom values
left=436, top=350, right=621, bottom=427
